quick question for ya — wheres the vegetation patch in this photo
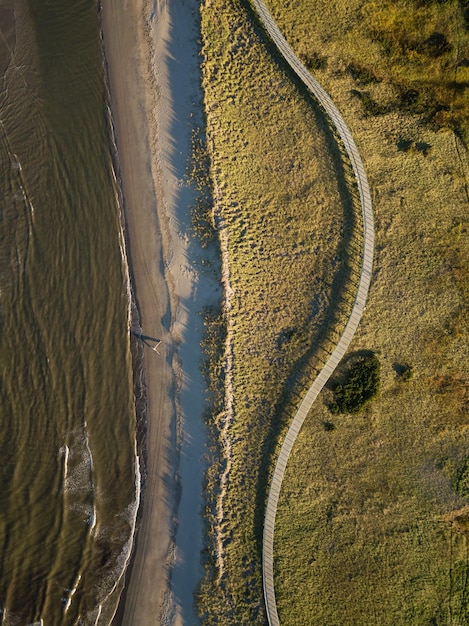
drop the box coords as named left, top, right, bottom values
left=396, top=137, right=432, bottom=155
left=445, top=506, right=469, bottom=534
left=266, top=0, right=469, bottom=141
left=331, top=353, right=380, bottom=414
left=189, top=126, right=216, bottom=248
left=195, top=0, right=469, bottom=623
left=394, top=362, right=414, bottom=381
left=350, top=89, right=389, bottom=116
left=263, top=0, right=469, bottom=623
left=347, top=62, right=381, bottom=85
left=300, top=51, right=328, bottom=71
left=198, top=0, right=364, bottom=622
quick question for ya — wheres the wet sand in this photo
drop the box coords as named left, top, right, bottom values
left=101, top=0, right=215, bottom=624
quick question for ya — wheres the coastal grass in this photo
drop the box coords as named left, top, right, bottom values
left=265, top=0, right=469, bottom=144
left=198, top=0, right=366, bottom=622
left=261, top=0, right=469, bottom=623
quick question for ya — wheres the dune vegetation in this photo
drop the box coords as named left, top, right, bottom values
left=197, top=0, right=364, bottom=622
left=263, top=0, right=469, bottom=623
left=197, top=0, right=469, bottom=624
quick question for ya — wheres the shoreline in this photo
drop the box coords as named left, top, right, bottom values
left=101, top=0, right=216, bottom=624
left=98, top=5, right=148, bottom=623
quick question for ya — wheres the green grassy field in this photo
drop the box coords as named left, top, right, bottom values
left=198, top=0, right=469, bottom=623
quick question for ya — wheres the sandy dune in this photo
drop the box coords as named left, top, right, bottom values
left=102, top=1, right=215, bottom=624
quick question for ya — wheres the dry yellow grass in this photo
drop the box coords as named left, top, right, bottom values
left=198, top=0, right=366, bottom=622
left=197, top=0, right=469, bottom=623
left=262, top=0, right=469, bottom=623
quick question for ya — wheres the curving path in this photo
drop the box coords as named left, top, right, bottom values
left=250, top=2, right=375, bottom=625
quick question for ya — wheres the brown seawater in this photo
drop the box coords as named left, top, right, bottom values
left=0, top=1, right=138, bottom=623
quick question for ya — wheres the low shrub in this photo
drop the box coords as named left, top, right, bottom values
left=331, top=354, right=380, bottom=413
left=400, top=364, right=414, bottom=381
left=350, top=89, right=388, bottom=116
left=348, top=62, right=380, bottom=85
left=300, top=51, right=328, bottom=71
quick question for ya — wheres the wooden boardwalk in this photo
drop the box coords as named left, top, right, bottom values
left=250, top=2, right=375, bottom=624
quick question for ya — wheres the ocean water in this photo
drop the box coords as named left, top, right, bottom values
left=0, top=1, right=138, bottom=623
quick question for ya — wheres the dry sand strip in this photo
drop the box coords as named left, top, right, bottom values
left=102, top=1, right=215, bottom=624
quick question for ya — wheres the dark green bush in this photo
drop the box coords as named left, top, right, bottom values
left=300, top=51, right=327, bottom=71
left=350, top=89, right=388, bottom=116
left=331, top=354, right=380, bottom=414
left=348, top=63, right=380, bottom=85
left=421, top=32, right=452, bottom=58
left=400, top=364, right=414, bottom=381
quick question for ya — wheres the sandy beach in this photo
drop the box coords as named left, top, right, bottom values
left=102, top=0, right=216, bottom=624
